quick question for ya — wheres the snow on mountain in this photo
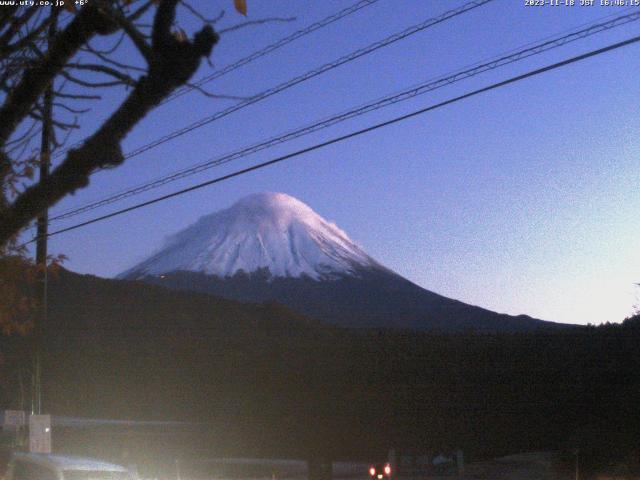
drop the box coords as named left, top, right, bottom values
left=120, top=192, right=379, bottom=280
left=118, top=192, right=563, bottom=332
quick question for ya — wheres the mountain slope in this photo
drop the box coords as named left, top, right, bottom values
left=138, top=267, right=557, bottom=332
left=120, top=192, right=379, bottom=280
left=121, top=192, right=564, bottom=332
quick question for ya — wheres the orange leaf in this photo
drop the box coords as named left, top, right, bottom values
left=173, top=29, right=188, bottom=42
left=63, top=1, right=77, bottom=13
left=234, top=0, right=247, bottom=16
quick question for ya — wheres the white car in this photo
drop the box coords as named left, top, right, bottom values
left=7, top=453, right=138, bottom=480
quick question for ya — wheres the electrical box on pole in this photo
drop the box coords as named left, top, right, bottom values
left=29, top=414, right=51, bottom=453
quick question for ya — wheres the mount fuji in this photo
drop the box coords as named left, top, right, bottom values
left=120, top=192, right=380, bottom=281
left=120, top=192, right=562, bottom=331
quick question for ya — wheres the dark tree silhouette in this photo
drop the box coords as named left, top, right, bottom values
left=0, top=0, right=224, bottom=250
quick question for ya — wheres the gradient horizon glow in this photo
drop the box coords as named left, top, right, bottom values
left=32, top=0, right=640, bottom=325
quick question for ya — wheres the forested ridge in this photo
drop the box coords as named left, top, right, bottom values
left=1, top=270, right=637, bottom=476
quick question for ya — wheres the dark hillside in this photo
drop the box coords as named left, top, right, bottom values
left=136, top=268, right=567, bottom=332
left=0, top=271, right=638, bottom=475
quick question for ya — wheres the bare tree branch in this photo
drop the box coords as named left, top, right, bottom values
left=180, top=1, right=225, bottom=25
left=0, top=10, right=56, bottom=61
left=0, top=4, right=119, bottom=145
left=83, top=45, right=146, bottom=72
left=152, top=0, right=179, bottom=50
left=106, top=8, right=153, bottom=63
left=0, top=2, right=219, bottom=246
left=65, top=62, right=137, bottom=87
left=5, top=120, right=39, bottom=147
left=184, top=81, right=250, bottom=101
left=28, top=109, right=80, bottom=130
left=54, top=90, right=102, bottom=100
left=0, top=6, right=19, bottom=31
left=83, top=30, right=126, bottom=56
left=126, top=0, right=156, bottom=23
left=52, top=102, right=90, bottom=114
left=59, top=69, right=129, bottom=88
left=0, top=7, right=38, bottom=48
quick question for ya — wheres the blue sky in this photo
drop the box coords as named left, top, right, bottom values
left=37, top=0, right=640, bottom=325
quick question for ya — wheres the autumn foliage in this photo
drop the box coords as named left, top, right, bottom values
left=0, top=254, right=65, bottom=336
left=0, top=256, right=38, bottom=336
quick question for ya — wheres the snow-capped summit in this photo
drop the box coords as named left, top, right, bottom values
left=120, top=192, right=378, bottom=280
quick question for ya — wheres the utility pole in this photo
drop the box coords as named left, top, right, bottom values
left=33, top=10, right=56, bottom=416
left=175, top=459, right=182, bottom=480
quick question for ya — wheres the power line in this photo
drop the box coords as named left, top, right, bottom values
left=117, top=0, right=494, bottom=161
left=52, top=0, right=382, bottom=159
left=27, top=32, right=640, bottom=245
left=49, top=9, right=640, bottom=222
left=164, top=0, right=381, bottom=104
